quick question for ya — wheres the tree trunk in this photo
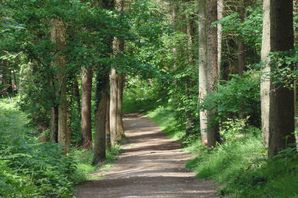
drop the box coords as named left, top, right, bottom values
left=217, top=0, right=223, bottom=79
left=81, top=66, right=93, bottom=149
left=198, top=0, right=220, bottom=147
left=109, top=0, right=125, bottom=144
left=206, top=0, right=220, bottom=146
left=237, top=0, right=246, bottom=74
left=261, top=0, right=296, bottom=157
left=50, top=18, right=70, bottom=153
left=198, top=0, right=208, bottom=145
left=109, top=68, right=118, bottom=145
left=73, top=77, right=81, bottom=115
left=50, top=106, right=58, bottom=143
left=185, top=14, right=195, bottom=135
left=116, top=75, right=125, bottom=138
left=92, top=77, right=109, bottom=165
left=106, top=92, right=111, bottom=149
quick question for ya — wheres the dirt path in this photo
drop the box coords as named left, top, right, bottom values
left=76, top=114, right=218, bottom=198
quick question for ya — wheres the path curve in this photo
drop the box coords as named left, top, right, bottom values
left=76, top=114, right=218, bottom=198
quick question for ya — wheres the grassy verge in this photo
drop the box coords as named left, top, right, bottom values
left=0, top=99, right=77, bottom=197
left=71, top=145, right=121, bottom=182
left=148, top=106, right=298, bottom=198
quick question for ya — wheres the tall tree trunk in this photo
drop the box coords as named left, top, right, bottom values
left=198, top=0, right=208, bottom=145
left=198, top=0, right=220, bottom=147
left=261, top=0, right=296, bottom=157
left=50, top=18, right=70, bottom=153
left=217, top=0, right=223, bottom=79
left=185, top=14, right=195, bottom=135
left=50, top=106, right=58, bottom=143
left=110, top=0, right=125, bottom=144
left=81, top=66, right=93, bottom=149
left=116, top=75, right=125, bottom=138
left=92, top=74, right=109, bottom=164
left=206, top=0, right=220, bottom=146
left=106, top=93, right=111, bottom=149
left=73, top=77, right=81, bottom=115
left=237, top=0, right=246, bottom=74
left=109, top=68, right=118, bottom=145
left=92, top=0, right=114, bottom=163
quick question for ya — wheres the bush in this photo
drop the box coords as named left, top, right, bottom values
left=202, top=71, right=261, bottom=127
left=0, top=99, right=77, bottom=198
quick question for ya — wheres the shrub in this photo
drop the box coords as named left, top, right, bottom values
left=0, top=99, right=77, bottom=198
left=202, top=71, right=261, bottom=127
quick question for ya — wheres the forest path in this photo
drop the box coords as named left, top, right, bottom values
left=75, top=114, right=218, bottom=198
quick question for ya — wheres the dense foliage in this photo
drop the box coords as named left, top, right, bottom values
left=0, top=100, right=77, bottom=197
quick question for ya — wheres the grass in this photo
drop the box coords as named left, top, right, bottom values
left=147, top=106, right=185, bottom=140
left=71, top=145, right=121, bottom=182
left=148, top=106, right=298, bottom=198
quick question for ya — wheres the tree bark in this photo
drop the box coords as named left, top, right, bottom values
left=217, top=0, right=223, bottom=79
left=199, top=0, right=220, bottom=147
left=106, top=92, right=111, bottom=149
left=206, top=0, right=220, bottom=146
left=92, top=0, right=114, bottom=163
left=237, top=0, right=246, bottom=74
left=92, top=77, right=109, bottom=165
left=73, top=77, right=81, bottom=116
left=261, top=0, right=296, bottom=157
left=116, top=75, right=125, bottom=138
left=81, top=66, right=93, bottom=149
left=109, top=0, right=125, bottom=145
left=109, top=68, right=118, bottom=145
left=50, top=18, right=70, bottom=153
left=198, top=0, right=208, bottom=145
left=185, top=14, right=195, bottom=135
left=50, top=106, right=58, bottom=143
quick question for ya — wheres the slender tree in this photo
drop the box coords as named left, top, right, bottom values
left=217, top=0, right=223, bottom=78
left=81, top=66, right=93, bottom=149
left=109, top=68, right=118, bottom=145
left=110, top=0, right=125, bottom=145
left=116, top=75, right=125, bottom=138
left=261, top=0, right=296, bottom=157
left=237, top=0, right=246, bottom=74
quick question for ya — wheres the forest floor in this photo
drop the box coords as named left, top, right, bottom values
left=75, top=114, right=218, bottom=198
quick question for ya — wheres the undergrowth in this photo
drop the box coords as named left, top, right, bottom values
left=0, top=99, right=76, bottom=197
left=0, top=99, right=121, bottom=197
left=148, top=106, right=298, bottom=198
left=71, top=145, right=121, bottom=181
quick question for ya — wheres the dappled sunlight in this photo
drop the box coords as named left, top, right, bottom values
left=76, top=115, right=218, bottom=198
